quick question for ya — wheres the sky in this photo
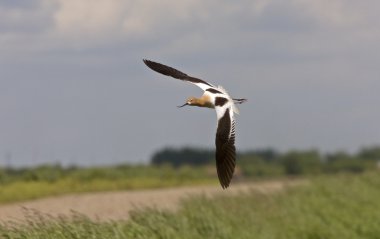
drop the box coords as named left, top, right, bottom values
left=1, top=0, right=379, bottom=167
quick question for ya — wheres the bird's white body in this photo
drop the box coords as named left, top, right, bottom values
left=208, top=85, right=240, bottom=114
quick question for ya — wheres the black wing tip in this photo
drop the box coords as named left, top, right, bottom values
left=216, top=153, right=235, bottom=189
left=220, top=170, right=232, bottom=189
left=142, top=58, right=153, bottom=66
left=142, top=59, right=165, bottom=73
left=221, top=183, right=230, bottom=189
left=142, top=58, right=164, bottom=70
left=219, top=170, right=233, bottom=189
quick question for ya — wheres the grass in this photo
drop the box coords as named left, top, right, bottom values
left=0, top=165, right=217, bottom=204
left=1, top=171, right=380, bottom=238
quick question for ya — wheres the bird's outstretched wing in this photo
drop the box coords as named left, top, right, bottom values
left=215, top=107, right=236, bottom=189
left=143, top=59, right=214, bottom=91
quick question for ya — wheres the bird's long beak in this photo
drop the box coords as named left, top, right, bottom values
left=177, top=102, right=189, bottom=108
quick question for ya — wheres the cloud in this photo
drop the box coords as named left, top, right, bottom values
left=53, top=0, right=124, bottom=35
left=291, top=0, right=360, bottom=27
left=51, top=0, right=209, bottom=43
left=2, top=0, right=379, bottom=77
left=1, top=0, right=379, bottom=52
left=0, top=0, right=55, bottom=33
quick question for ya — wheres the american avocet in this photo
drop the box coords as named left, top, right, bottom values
left=143, top=59, right=247, bottom=189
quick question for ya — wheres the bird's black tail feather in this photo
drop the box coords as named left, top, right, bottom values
left=233, top=98, right=247, bottom=104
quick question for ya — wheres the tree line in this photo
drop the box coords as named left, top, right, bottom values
left=151, top=146, right=380, bottom=177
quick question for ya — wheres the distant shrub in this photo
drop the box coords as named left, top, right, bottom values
left=239, top=155, right=284, bottom=177
left=280, top=150, right=322, bottom=175
left=151, top=147, right=213, bottom=167
left=358, top=146, right=380, bottom=161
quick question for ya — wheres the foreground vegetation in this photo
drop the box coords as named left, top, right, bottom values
left=1, top=171, right=380, bottom=238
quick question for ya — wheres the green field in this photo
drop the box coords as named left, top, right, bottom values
left=1, top=171, right=380, bottom=238
left=0, top=165, right=218, bottom=204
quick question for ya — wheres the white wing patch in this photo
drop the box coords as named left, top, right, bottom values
left=215, top=104, right=234, bottom=123
left=193, top=82, right=214, bottom=91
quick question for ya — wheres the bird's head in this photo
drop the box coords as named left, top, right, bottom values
left=177, top=97, right=197, bottom=108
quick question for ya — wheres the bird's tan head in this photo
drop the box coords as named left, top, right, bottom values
left=187, top=97, right=198, bottom=105
left=177, top=97, right=198, bottom=108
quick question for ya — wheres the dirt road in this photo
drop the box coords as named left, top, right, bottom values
left=0, top=180, right=297, bottom=223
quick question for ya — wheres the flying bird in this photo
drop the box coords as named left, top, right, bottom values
left=143, top=59, right=246, bottom=189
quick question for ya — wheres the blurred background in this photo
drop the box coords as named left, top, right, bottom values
left=1, top=0, right=379, bottom=168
